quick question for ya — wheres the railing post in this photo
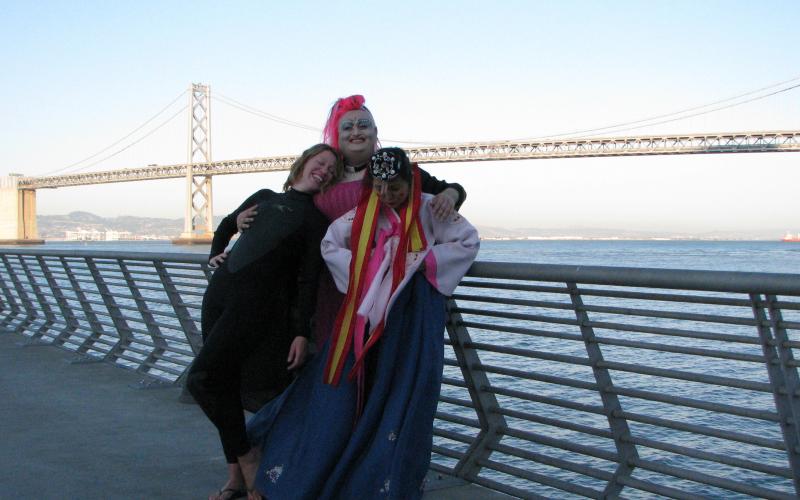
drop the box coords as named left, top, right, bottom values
left=567, top=282, right=639, bottom=498
left=445, top=297, right=508, bottom=480
left=1, top=254, right=37, bottom=334
left=118, top=260, right=166, bottom=376
left=154, top=261, right=204, bottom=387
left=61, top=257, right=106, bottom=354
left=19, top=255, right=56, bottom=341
left=153, top=261, right=203, bottom=354
left=37, top=255, right=79, bottom=346
left=0, top=254, right=24, bottom=330
left=85, top=258, right=133, bottom=363
left=751, top=293, right=800, bottom=494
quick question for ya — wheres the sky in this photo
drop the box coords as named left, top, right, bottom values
left=1, top=0, right=798, bottom=236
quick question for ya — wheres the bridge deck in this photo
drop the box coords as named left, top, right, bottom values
left=0, top=330, right=508, bottom=499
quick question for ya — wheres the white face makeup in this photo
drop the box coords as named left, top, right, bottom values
left=337, top=110, right=377, bottom=165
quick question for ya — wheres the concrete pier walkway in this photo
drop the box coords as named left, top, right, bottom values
left=0, top=330, right=509, bottom=499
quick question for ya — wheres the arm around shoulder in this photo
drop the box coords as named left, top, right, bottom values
left=208, top=189, right=273, bottom=259
left=418, top=166, right=467, bottom=209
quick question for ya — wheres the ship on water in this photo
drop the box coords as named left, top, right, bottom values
left=783, top=232, right=800, bottom=242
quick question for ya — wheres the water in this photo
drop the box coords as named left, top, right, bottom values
left=7, top=239, right=800, bottom=273
left=477, top=239, right=800, bottom=274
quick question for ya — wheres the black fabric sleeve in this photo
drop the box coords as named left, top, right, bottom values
left=288, top=208, right=328, bottom=339
left=417, top=165, right=467, bottom=210
left=208, top=189, right=273, bottom=260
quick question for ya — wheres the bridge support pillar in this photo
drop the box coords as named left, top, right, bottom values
left=0, top=176, right=43, bottom=244
left=173, top=83, right=214, bottom=245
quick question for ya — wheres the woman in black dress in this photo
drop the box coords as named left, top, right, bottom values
left=187, top=143, right=341, bottom=500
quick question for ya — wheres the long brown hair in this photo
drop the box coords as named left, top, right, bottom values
left=283, top=143, right=343, bottom=192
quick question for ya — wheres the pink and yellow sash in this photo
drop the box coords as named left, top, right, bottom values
left=323, top=165, right=427, bottom=387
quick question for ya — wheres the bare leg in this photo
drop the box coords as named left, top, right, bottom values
left=209, top=463, right=246, bottom=500
left=237, top=446, right=262, bottom=500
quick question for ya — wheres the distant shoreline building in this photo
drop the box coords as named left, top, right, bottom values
left=63, top=229, right=167, bottom=241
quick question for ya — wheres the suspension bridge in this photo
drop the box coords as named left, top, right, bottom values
left=2, top=83, right=799, bottom=244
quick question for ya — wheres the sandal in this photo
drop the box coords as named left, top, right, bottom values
left=216, top=487, right=247, bottom=500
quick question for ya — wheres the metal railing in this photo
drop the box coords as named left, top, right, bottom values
left=0, top=249, right=209, bottom=384
left=1, top=248, right=799, bottom=499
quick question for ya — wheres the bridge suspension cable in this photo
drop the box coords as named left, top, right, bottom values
left=43, top=89, right=189, bottom=176
left=211, top=75, right=800, bottom=147
left=77, top=105, right=187, bottom=172
left=542, top=78, right=800, bottom=141
left=213, top=92, right=321, bottom=132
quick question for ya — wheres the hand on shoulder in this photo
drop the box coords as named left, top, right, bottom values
left=209, top=251, right=228, bottom=268
left=429, top=189, right=459, bottom=221
left=236, top=205, right=259, bottom=232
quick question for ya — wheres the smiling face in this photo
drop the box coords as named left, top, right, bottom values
left=372, top=177, right=410, bottom=210
left=292, top=150, right=338, bottom=193
left=337, top=109, right=377, bottom=166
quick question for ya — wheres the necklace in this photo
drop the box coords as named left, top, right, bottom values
left=345, top=163, right=367, bottom=173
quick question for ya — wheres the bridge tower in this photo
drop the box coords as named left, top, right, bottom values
left=174, top=83, right=214, bottom=244
left=0, top=175, right=42, bottom=244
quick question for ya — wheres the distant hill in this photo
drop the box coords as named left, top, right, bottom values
left=37, top=211, right=785, bottom=241
left=37, top=212, right=223, bottom=240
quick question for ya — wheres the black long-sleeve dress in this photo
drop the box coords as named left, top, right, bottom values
left=187, top=188, right=327, bottom=464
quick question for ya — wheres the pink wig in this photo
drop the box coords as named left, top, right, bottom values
left=322, top=94, right=367, bottom=150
